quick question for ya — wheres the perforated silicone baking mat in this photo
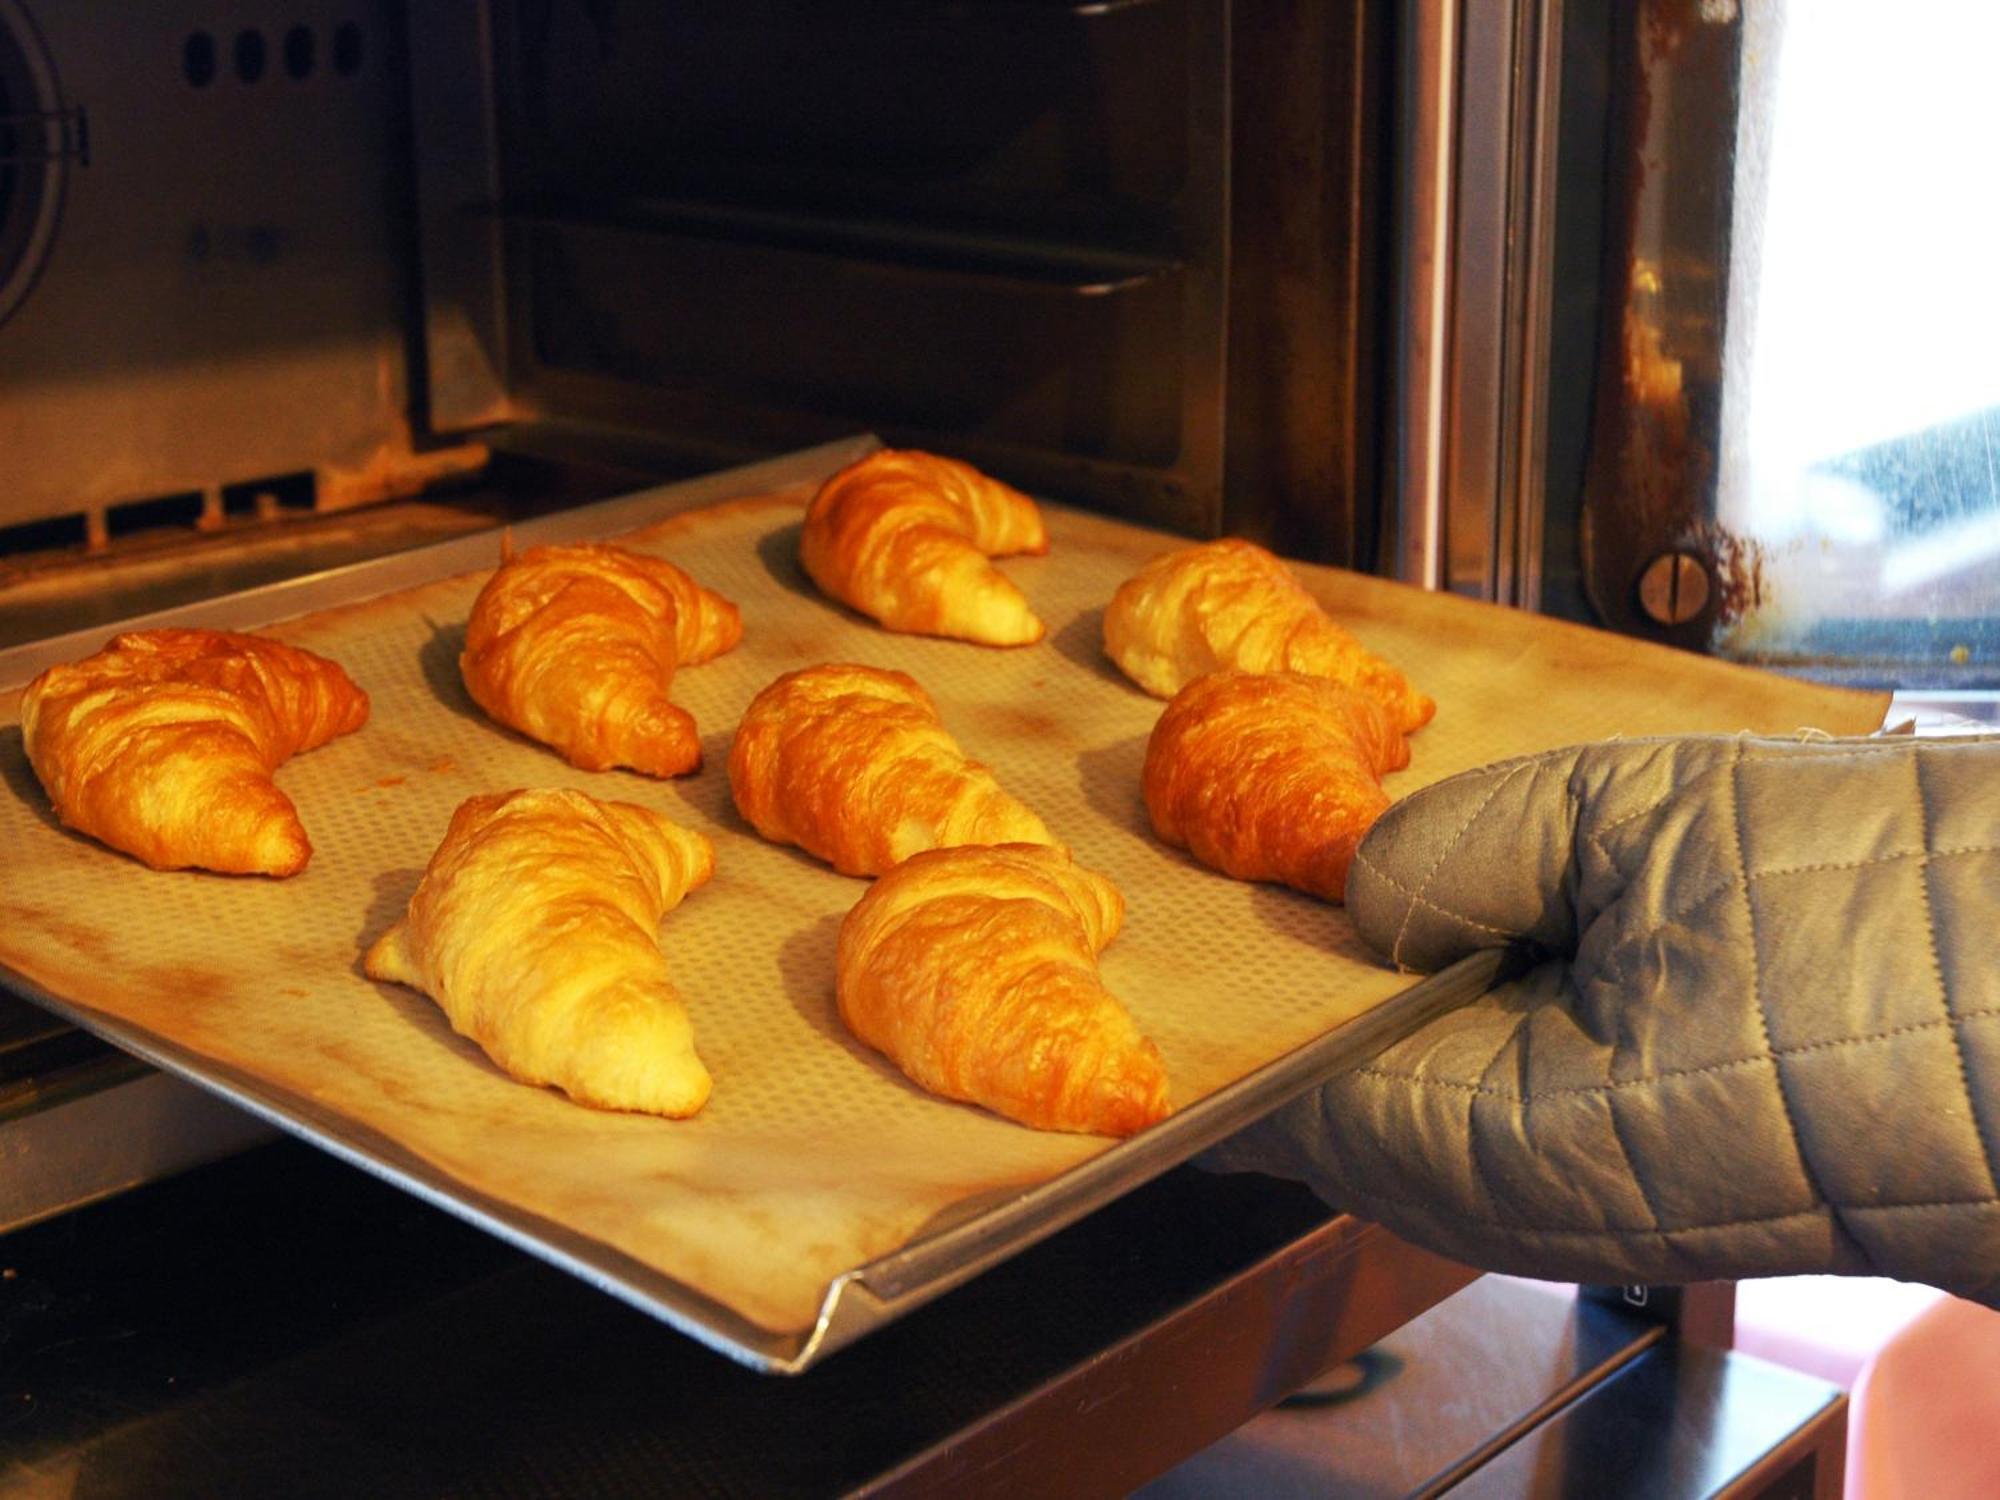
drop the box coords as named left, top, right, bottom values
left=0, top=441, right=1886, bottom=1370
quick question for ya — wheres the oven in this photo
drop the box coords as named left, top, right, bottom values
left=0, top=1, right=1910, bottom=1493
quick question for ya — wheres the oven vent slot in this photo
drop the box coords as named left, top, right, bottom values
left=222, top=471, right=316, bottom=521
left=182, top=22, right=366, bottom=88
left=104, top=490, right=208, bottom=543
left=0, top=512, right=88, bottom=561
left=75, top=474, right=321, bottom=547
left=0, top=476, right=305, bottom=563
left=0, top=444, right=488, bottom=570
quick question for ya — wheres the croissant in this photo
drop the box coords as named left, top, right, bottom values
left=838, top=844, right=1171, bottom=1135
left=728, top=663, right=1055, bottom=877
left=1144, top=671, right=1408, bottom=902
left=460, top=542, right=742, bottom=777
left=1103, top=538, right=1435, bottom=733
left=364, top=788, right=715, bottom=1118
left=799, top=449, right=1049, bottom=646
left=20, top=628, right=369, bottom=876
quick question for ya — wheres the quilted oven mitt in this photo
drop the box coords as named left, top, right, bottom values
left=1205, top=734, right=2000, bottom=1305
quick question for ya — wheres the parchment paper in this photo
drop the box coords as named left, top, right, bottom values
left=0, top=485, right=1887, bottom=1338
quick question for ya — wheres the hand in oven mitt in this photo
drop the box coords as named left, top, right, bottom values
left=1203, top=733, right=2000, bottom=1306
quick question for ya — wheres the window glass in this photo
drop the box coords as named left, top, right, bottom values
left=1715, top=1, right=2000, bottom=681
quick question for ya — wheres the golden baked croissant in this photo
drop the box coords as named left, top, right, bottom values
left=1103, top=538, right=1435, bottom=733
left=838, top=843, right=1171, bottom=1136
left=364, top=787, right=715, bottom=1118
left=728, top=663, right=1056, bottom=877
left=20, top=628, right=369, bottom=876
left=1144, top=671, right=1407, bottom=902
left=460, top=542, right=742, bottom=777
left=799, top=449, right=1049, bottom=646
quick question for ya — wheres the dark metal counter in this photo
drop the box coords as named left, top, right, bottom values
left=0, top=1138, right=1847, bottom=1498
left=0, top=1141, right=1472, bottom=1497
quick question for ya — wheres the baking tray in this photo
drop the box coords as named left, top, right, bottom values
left=0, top=437, right=1887, bottom=1372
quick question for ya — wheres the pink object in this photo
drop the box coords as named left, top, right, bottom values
left=1735, top=1277, right=1944, bottom=1389
left=1846, top=1296, right=2000, bottom=1500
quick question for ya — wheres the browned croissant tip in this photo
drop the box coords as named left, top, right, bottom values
left=1088, top=1048, right=1175, bottom=1137
left=256, top=834, right=313, bottom=879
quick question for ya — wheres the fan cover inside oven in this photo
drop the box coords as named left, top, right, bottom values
left=0, top=1, right=72, bottom=332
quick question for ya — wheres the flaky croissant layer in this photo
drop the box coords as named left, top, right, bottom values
left=460, top=542, right=742, bottom=777
left=365, top=788, right=716, bottom=1118
left=1144, top=671, right=1407, bottom=902
left=1104, top=538, right=1435, bottom=732
left=21, top=628, right=370, bottom=876
left=728, top=663, right=1055, bottom=876
left=800, top=449, right=1049, bottom=646
left=838, top=844, right=1171, bottom=1136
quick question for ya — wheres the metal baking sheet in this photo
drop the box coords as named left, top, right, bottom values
left=0, top=438, right=1888, bottom=1372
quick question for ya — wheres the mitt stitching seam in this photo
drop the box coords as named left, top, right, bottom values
left=1750, top=842, right=2000, bottom=881
left=1912, top=745, right=2000, bottom=1198
left=1344, top=1004, right=2000, bottom=1112
left=1729, top=744, right=1845, bottom=1254
left=1387, top=757, right=1536, bottom=967
left=1349, top=1000, right=2000, bottom=1102
left=1348, top=849, right=1524, bottom=942
left=1583, top=759, right=1697, bottom=847
left=1603, top=1085, right=1663, bottom=1232
left=1740, top=743, right=1927, bottom=766
left=1466, top=999, right=1527, bottom=1227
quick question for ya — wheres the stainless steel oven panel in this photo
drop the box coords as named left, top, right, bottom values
left=0, top=1068, right=273, bottom=1235
left=0, top=2, right=416, bottom=530
left=1393, top=0, right=1562, bottom=611
left=408, top=0, right=1232, bottom=541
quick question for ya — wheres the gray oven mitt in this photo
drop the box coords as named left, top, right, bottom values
left=1203, top=733, right=2000, bottom=1305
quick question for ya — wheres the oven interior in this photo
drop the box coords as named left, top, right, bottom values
left=0, top=0, right=1388, bottom=574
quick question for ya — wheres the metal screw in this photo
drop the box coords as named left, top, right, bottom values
left=1638, top=551, right=1711, bottom=625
